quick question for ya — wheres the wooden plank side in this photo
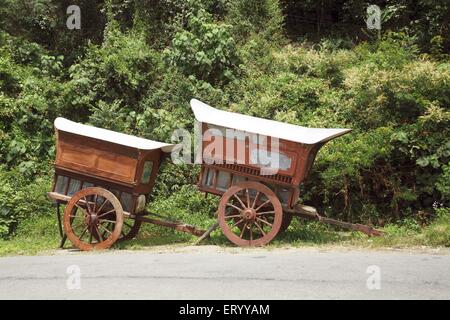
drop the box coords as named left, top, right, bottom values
left=201, top=124, right=299, bottom=178
left=56, top=131, right=138, bottom=184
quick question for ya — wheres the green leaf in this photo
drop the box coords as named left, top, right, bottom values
left=416, top=157, right=429, bottom=167
left=391, top=131, right=408, bottom=144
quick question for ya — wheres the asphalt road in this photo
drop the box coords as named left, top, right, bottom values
left=0, top=247, right=448, bottom=299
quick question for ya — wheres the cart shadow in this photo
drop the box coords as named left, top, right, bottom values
left=204, top=219, right=361, bottom=247
left=113, top=226, right=194, bottom=250
left=61, top=247, right=85, bottom=253
left=274, top=219, right=360, bottom=245
left=59, top=219, right=364, bottom=251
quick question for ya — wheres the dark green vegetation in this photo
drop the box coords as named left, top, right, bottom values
left=0, top=0, right=449, bottom=252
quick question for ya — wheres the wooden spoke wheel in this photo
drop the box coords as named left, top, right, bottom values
left=228, top=205, right=275, bottom=237
left=218, top=181, right=282, bottom=247
left=63, top=187, right=124, bottom=251
left=118, top=218, right=142, bottom=241
left=279, top=212, right=293, bottom=233
left=100, top=215, right=142, bottom=242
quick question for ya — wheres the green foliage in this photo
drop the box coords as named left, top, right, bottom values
left=149, top=184, right=218, bottom=230
left=0, top=214, right=60, bottom=256
left=165, top=6, right=240, bottom=84
left=0, top=0, right=106, bottom=64
left=226, top=0, right=284, bottom=43
left=69, top=29, right=162, bottom=112
left=281, top=0, right=449, bottom=55
left=436, top=163, right=450, bottom=201
left=0, top=33, right=62, bottom=175
left=0, top=167, right=52, bottom=238
left=423, top=207, right=450, bottom=246
left=136, top=70, right=227, bottom=141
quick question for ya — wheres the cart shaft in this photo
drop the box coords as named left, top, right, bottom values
left=137, top=213, right=206, bottom=237
left=287, top=204, right=383, bottom=237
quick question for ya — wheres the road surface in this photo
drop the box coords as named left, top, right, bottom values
left=0, top=246, right=448, bottom=299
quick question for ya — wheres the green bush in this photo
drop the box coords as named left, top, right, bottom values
left=226, top=0, right=284, bottom=43
left=0, top=167, right=52, bottom=239
left=165, top=6, right=240, bottom=84
left=436, top=163, right=450, bottom=202
left=149, top=184, right=218, bottom=230
left=68, top=28, right=162, bottom=114
left=0, top=34, right=62, bottom=174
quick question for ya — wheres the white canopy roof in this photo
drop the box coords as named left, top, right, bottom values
left=54, top=117, right=174, bottom=152
left=190, top=99, right=351, bottom=145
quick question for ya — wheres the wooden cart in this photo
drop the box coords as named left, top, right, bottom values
left=191, top=99, right=382, bottom=246
left=48, top=118, right=205, bottom=251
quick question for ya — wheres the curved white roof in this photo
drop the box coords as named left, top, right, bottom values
left=54, top=117, right=174, bottom=152
left=190, top=99, right=351, bottom=145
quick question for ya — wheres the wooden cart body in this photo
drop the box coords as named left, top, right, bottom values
left=189, top=99, right=383, bottom=246
left=49, top=118, right=174, bottom=215
left=47, top=118, right=210, bottom=251
left=191, top=99, right=351, bottom=209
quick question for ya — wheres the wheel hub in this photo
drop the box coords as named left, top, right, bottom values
left=85, top=213, right=99, bottom=227
left=242, top=208, right=256, bottom=221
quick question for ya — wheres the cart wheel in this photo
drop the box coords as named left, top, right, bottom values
left=229, top=206, right=276, bottom=238
left=101, top=216, right=142, bottom=242
left=279, top=213, right=293, bottom=233
left=119, top=218, right=142, bottom=241
left=218, top=181, right=282, bottom=246
left=63, top=187, right=124, bottom=251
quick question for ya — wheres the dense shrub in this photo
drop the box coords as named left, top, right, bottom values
left=68, top=28, right=162, bottom=117
left=226, top=0, right=284, bottom=43
left=0, top=167, right=52, bottom=238
left=436, top=163, right=450, bottom=201
left=0, top=33, right=63, bottom=175
left=165, top=6, right=240, bottom=85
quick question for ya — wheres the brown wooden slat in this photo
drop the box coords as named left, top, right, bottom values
left=47, top=192, right=131, bottom=216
